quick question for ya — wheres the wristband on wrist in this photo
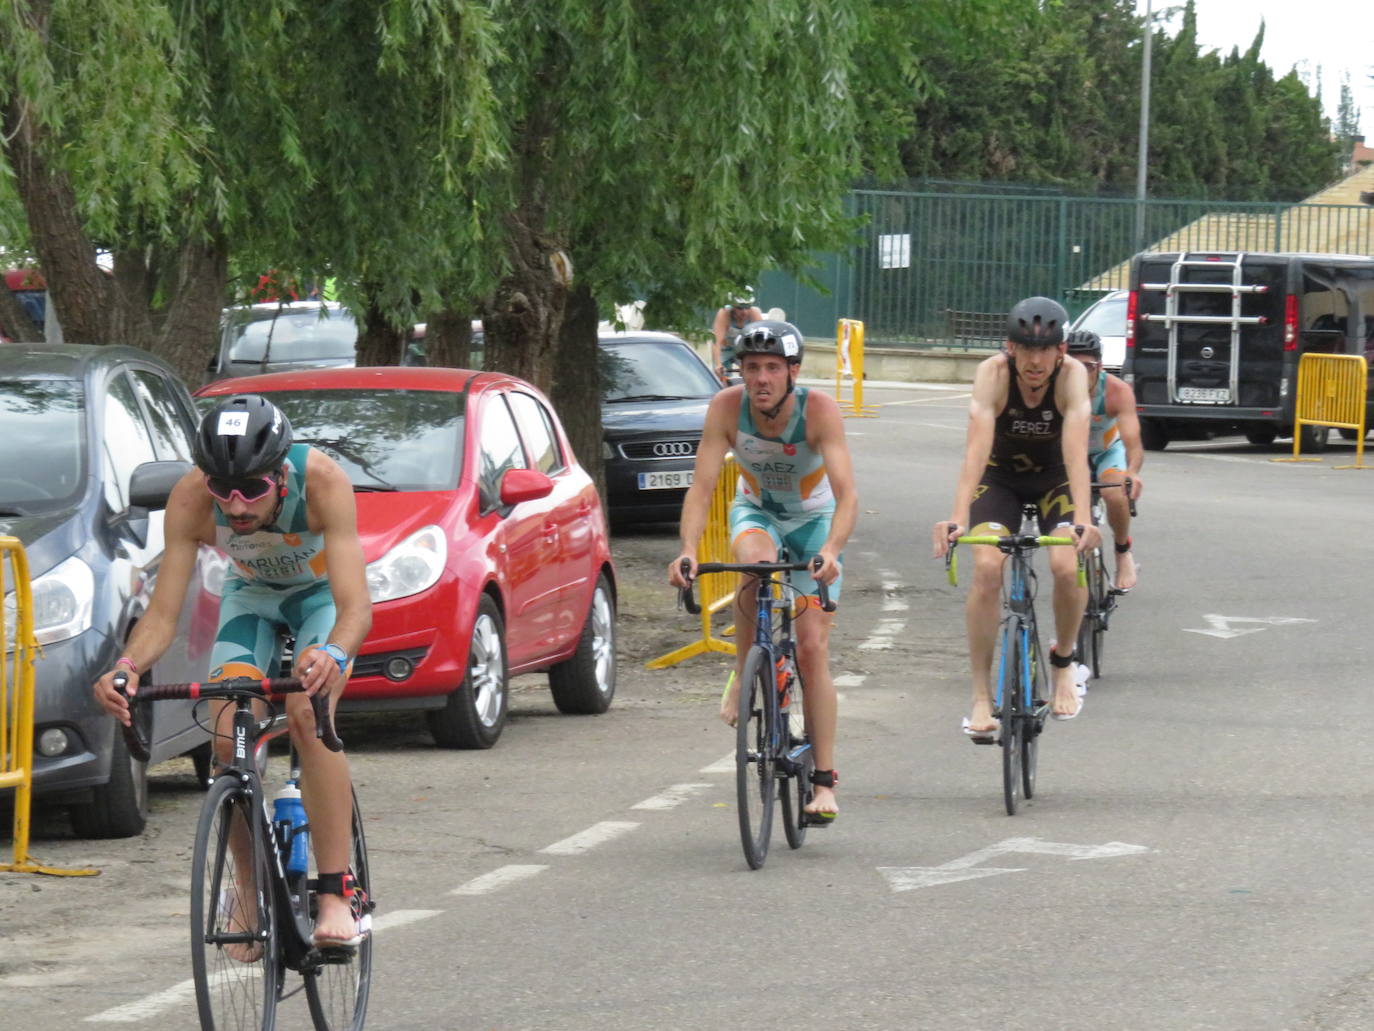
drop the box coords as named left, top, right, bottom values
left=319, top=643, right=349, bottom=677
left=116, top=657, right=138, bottom=674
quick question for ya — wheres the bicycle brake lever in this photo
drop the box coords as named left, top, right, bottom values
left=111, top=671, right=152, bottom=763
left=810, top=556, right=836, bottom=613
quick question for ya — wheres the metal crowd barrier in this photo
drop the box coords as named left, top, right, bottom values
left=1273, top=353, right=1372, bottom=469
left=0, top=536, right=98, bottom=876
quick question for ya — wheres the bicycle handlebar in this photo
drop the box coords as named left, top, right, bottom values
left=944, top=534, right=1083, bottom=587
left=112, top=672, right=344, bottom=763
left=678, top=556, right=835, bottom=614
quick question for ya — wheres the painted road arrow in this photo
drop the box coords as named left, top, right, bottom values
left=878, top=837, right=1149, bottom=893
left=1182, top=615, right=1316, bottom=639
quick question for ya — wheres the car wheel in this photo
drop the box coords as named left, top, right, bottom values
left=1298, top=424, right=1329, bottom=453
left=1245, top=426, right=1278, bottom=446
left=69, top=716, right=149, bottom=839
left=427, top=595, right=508, bottom=749
left=548, top=574, right=616, bottom=715
left=1140, top=419, right=1170, bottom=451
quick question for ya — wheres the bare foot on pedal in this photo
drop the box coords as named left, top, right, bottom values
left=1115, top=548, right=1138, bottom=591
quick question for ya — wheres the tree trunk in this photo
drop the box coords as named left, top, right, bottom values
left=552, top=283, right=605, bottom=503
left=422, top=308, right=475, bottom=369
left=480, top=215, right=569, bottom=394
left=355, top=299, right=407, bottom=366
left=148, top=234, right=231, bottom=389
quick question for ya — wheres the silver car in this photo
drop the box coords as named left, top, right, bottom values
left=1070, top=289, right=1129, bottom=372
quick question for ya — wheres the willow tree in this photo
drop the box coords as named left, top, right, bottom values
left=0, top=1, right=503, bottom=385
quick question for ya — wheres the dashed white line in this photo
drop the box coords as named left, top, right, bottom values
left=701, top=752, right=734, bottom=774
left=373, top=908, right=444, bottom=929
left=833, top=673, right=866, bottom=688
left=451, top=865, right=548, bottom=896
left=539, top=821, right=640, bottom=856
left=86, top=979, right=197, bottom=1023
left=860, top=618, right=906, bottom=650
left=632, top=783, right=713, bottom=810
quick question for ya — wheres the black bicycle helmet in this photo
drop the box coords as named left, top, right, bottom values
left=735, top=319, right=804, bottom=365
left=194, top=395, right=293, bottom=478
left=1006, top=296, right=1069, bottom=347
left=1066, top=329, right=1102, bottom=355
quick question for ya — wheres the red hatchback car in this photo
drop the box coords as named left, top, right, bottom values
left=195, top=366, right=616, bottom=748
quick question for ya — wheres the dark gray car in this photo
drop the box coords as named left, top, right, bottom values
left=2, top=345, right=212, bottom=837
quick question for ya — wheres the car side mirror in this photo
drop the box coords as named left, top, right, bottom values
left=129, top=460, right=193, bottom=510
left=499, top=468, right=554, bottom=506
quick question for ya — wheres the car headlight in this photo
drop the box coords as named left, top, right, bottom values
left=366, top=525, right=447, bottom=602
left=6, top=555, right=95, bottom=648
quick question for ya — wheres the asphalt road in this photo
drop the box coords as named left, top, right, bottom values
left=5, top=380, right=1374, bottom=1030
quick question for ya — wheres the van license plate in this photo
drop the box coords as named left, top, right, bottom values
left=639, top=470, right=693, bottom=490
left=1178, top=387, right=1231, bottom=403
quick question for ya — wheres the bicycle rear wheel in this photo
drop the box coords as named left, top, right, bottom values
left=997, top=623, right=1022, bottom=816
left=737, top=645, right=776, bottom=869
left=1022, top=628, right=1045, bottom=800
left=305, top=789, right=373, bottom=1031
left=1087, top=551, right=1108, bottom=678
left=191, top=776, right=279, bottom=1031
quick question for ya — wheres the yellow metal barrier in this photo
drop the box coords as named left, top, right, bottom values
left=0, top=536, right=98, bottom=876
left=646, top=456, right=741, bottom=669
left=1272, top=353, right=1372, bottom=469
left=835, top=318, right=879, bottom=418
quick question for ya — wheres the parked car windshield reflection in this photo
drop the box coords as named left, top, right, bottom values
left=268, top=389, right=465, bottom=490
left=601, top=340, right=721, bottom=401
left=0, top=379, right=85, bottom=512
left=228, top=306, right=357, bottom=364
left=1074, top=293, right=1127, bottom=338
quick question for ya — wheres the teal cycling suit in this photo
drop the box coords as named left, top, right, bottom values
left=1087, top=373, right=1128, bottom=479
left=729, top=386, right=842, bottom=600
left=209, top=443, right=338, bottom=680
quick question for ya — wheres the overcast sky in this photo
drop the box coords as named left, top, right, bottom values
left=1139, top=0, right=1374, bottom=133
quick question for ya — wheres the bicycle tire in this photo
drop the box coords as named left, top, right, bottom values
left=305, top=789, right=373, bottom=1031
left=1021, top=626, right=1043, bottom=800
left=737, top=646, right=776, bottom=869
left=1089, top=551, right=1107, bottom=679
left=780, top=664, right=812, bottom=850
left=997, top=623, right=1022, bottom=816
left=191, top=776, right=279, bottom=1031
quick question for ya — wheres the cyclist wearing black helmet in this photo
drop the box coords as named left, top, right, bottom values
left=1067, top=329, right=1143, bottom=590
left=94, top=394, right=371, bottom=949
left=932, top=297, right=1101, bottom=738
left=710, top=287, right=763, bottom=382
left=670, top=319, right=858, bottom=823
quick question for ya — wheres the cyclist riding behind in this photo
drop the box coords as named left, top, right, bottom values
left=931, top=297, right=1101, bottom=738
left=670, top=320, right=858, bottom=822
left=710, top=287, right=764, bottom=382
left=1066, top=329, right=1142, bottom=590
left=93, top=394, right=372, bottom=948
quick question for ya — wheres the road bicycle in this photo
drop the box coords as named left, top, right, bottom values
left=679, top=556, right=834, bottom=869
left=947, top=508, right=1080, bottom=815
left=1075, top=478, right=1136, bottom=680
left=114, top=672, right=374, bottom=1031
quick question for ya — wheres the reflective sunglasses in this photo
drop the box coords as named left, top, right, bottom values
left=206, top=474, right=277, bottom=504
left=1079, top=359, right=1102, bottom=370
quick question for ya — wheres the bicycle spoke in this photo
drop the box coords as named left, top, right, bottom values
left=305, top=790, right=373, bottom=1031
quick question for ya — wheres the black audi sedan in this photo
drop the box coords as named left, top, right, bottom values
left=2, top=345, right=212, bottom=837
left=599, top=330, right=722, bottom=525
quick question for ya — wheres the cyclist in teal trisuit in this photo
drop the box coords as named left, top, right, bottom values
left=710, top=288, right=764, bottom=382
left=671, top=320, right=858, bottom=822
left=932, top=297, right=1101, bottom=739
left=1066, top=329, right=1143, bottom=590
left=94, top=395, right=371, bottom=949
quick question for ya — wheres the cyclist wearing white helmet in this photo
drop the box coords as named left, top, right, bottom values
left=710, top=287, right=763, bottom=381
left=671, top=320, right=858, bottom=824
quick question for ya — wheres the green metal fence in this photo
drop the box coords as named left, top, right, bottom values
left=760, top=189, right=1374, bottom=349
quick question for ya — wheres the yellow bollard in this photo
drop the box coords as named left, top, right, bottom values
left=835, top=318, right=879, bottom=418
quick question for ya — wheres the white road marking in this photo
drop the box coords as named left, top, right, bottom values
left=632, top=783, right=713, bottom=810
left=833, top=673, right=866, bottom=688
left=539, top=821, right=640, bottom=856
left=860, top=618, right=905, bottom=650
left=880, top=836, right=1150, bottom=893
left=701, top=752, right=734, bottom=774
left=451, top=865, right=548, bottom=895
left=1182, top=614, right=1317, bottom=639
left=86, top=978, right=197, bottom=1023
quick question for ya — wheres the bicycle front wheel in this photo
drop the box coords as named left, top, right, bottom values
left=191, top=776, right=279, bottom=1031
left=996, top=623, right=1022, bottom=816
left=1087, top=550, right=1108, bottom=679
left=305, top=789, right=373, bottom=1031
left=737, top=646, right=777, bottom=869
left=1021, top=627, right=1044, bottom=801
left=780, top=671, right=812, bottom=851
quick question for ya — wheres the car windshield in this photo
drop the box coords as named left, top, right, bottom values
left=267, top=389, right=465, bottom=491
left=0, top=379, right=84, bottom=512
left=600, top=340, right=720, bottom=401
left=1076, top=295, right=1128, bottom=337
left=226, top=308, right=358, bottom=364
